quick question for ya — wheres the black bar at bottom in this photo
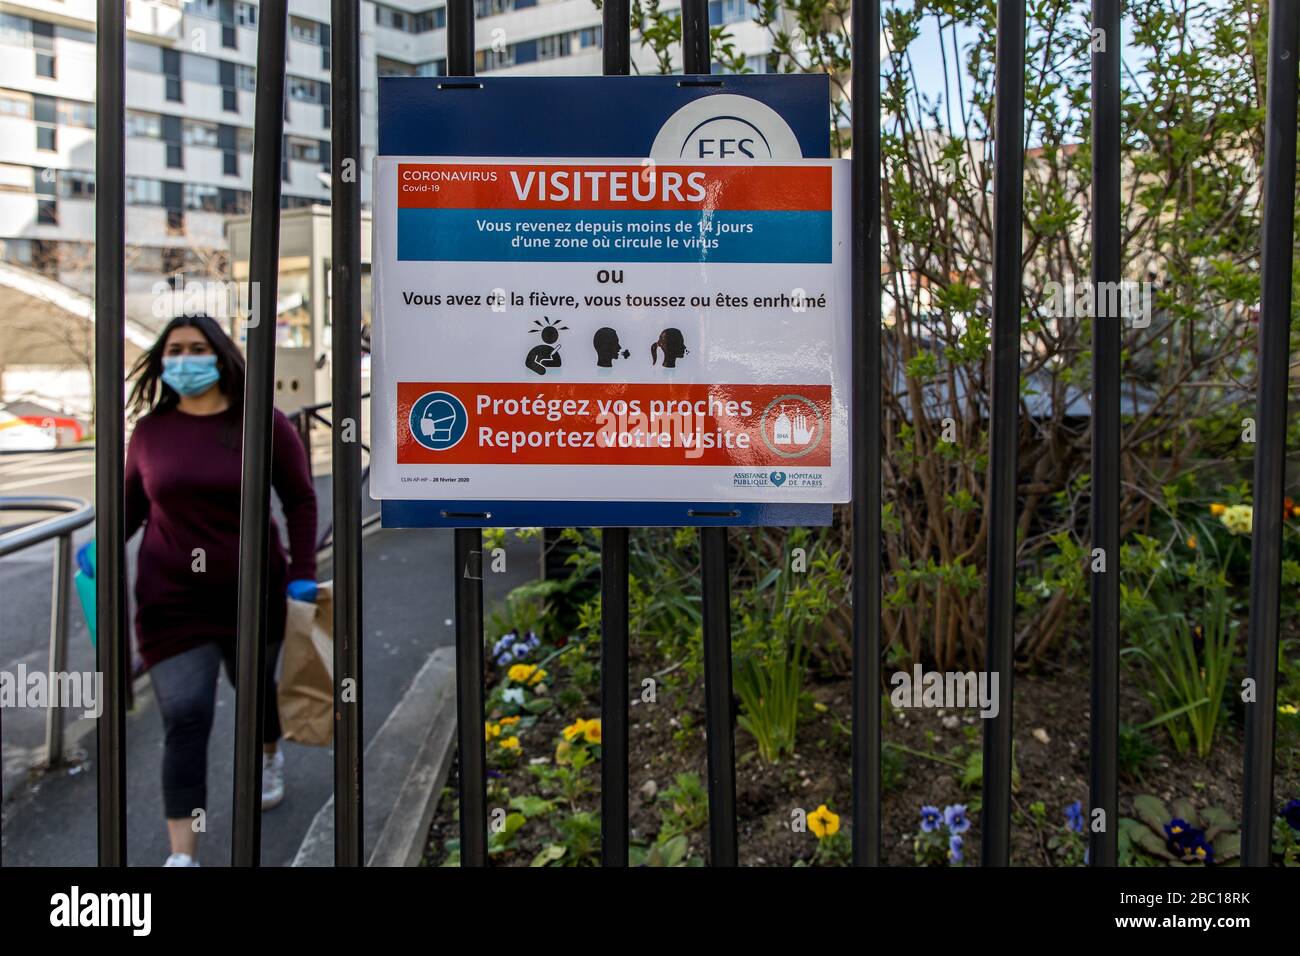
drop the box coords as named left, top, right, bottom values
left=600, top=527, right=629, bottom=866
left=700, top=526, right=737, bottom=866
left=455, top=528, right=488, bottom=866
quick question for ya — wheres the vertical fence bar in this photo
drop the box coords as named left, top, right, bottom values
left=981, top=0, right=1024, bottom=868
left=331, top=0, right=364, bottom=867
left=700, top=524, right=737, bottom=865
left=1088, top=0, right=1121, bottom=868
left=681, top=0, right=737, bottom=868
left=446, top=0, right=488, bottom=868
left=94, top=0, right=128, bottom=868
left=454, top=531, right=487, bottom=865
left=1243, top=0, right=1300, bottom=867
left=599, top=0, right=632, bottom=869
left=850, top=0, right=883, bottom=867
left=599, top=528, right=629, bottom=865
left=232, top=0, right=289, bottom=867
left=45, top=532, right=71, bottom=767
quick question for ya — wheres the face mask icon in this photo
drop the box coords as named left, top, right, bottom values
left=420, top=400, right=457, bottom=442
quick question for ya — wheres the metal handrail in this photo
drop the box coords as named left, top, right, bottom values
left=0, top=495, right=95, bottom=769
left=0, top=496, right=95, bottom=557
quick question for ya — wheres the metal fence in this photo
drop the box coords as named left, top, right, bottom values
left=80, top=0, right=1299, bottom=867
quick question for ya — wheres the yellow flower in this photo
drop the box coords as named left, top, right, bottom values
left=1280, top=704, right=1299, bottom=716
left=808, top=804, right=840, bottom=840
left=813, top=702, right=828, bottom=713
left=581, top=718, right=602, bottom=744
left=504, top=660, right=530, bottom=686
left=562, top=719, right=587, bottom=742
left=507, top=663, right=537, bottom=684
left=498, top=715, right=520, bottom=726
left=498, top=736, right=520, bottom=751
left=484, top=721, right=500, bottom=741
left=528, top=667, right=547, bottom=686
left=1209, top=503, right=1226, bottom=516
left=1219, top=504, right=1253, bottom=536
left=1186, top=535, right=1197, bottom=550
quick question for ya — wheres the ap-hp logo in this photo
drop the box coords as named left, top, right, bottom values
left=409, top=390, right=468, bottom=451
left=770, top=471, right=787, bottom=486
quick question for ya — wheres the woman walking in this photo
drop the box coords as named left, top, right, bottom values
left=86, top=314, right=318, bottom=866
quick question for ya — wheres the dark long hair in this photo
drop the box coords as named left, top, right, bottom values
left=127, top=315, right=246, bottom=421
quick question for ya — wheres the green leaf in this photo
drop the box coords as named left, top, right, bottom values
left=1133, top=794, right=1170, bottom=834
left=530, top=844, right=566, bottom=867
left=1212, top=832, right=1241, bottom=862
left=509, top=795, right=555, bottom=818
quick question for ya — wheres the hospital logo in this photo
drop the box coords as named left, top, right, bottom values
left=759, top=394, right=823, bottom=460
left=650, top=94, right=804, bottom=161
left=409, top=390, right=468, bottom=451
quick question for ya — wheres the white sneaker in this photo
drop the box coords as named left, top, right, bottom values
left=262, top=750, right=285, bottom=810
left=164, top=852, right=199, bottom=867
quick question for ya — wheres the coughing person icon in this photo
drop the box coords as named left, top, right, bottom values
left=593, top=327, right=630, bottom=368
left=650, top=328, right=689, bottom=368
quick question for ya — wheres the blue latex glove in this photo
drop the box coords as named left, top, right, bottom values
left=76, top=540, right=96, bottom=579
left=287, top=578, right=318, bottom=603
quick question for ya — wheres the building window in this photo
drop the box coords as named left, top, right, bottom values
left=184, top=182, right=220, bottom=211
left=288, top=76, right=321, bottom=103
left=287, top=136, right=320, bottom=162
left=475, top=46, right=514, bottom=71
left=290, top=16, right=321, bottom=44
left=236, top=2, right=257, bottom=27
left=36, top=125, right=56, bottom=151
left=236, top=64, right=256, bottom=91
left=60, top=169, right=95, bottom=198
left=126, top=177, right=164, bottom=205
left=127, top=111, right=162, bottom=138
left=36, top=52, right=55, bottom=78
left=0, top=91, right=32, bottom=119
left=37, top=198, right=58, bottom=225
left=57, top=100, right=95, bottom=129
left=537, top=33, right=571, bottom=61
left=183, top=120, right=220, bottom=147
left=183, top=0, right=219, bottom=18
left=475, top=0, right=514, bottom=17
left=166, top=208, right=185, bottom=235
left=579, top=26, right=602, bottom=49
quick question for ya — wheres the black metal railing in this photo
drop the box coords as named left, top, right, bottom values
left=0, top=495, right=97, bottom=842
left=80, top=0, right=1299, bottom=868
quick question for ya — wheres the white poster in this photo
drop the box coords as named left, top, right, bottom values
left=370, top=156, right=851, bottom=504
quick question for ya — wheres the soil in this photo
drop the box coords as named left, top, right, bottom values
left=423, top=633, right=1300, bottom=867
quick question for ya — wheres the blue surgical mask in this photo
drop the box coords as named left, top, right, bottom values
left=161, top=354, right=221, bottom=397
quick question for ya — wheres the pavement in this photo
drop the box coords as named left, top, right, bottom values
left=0, top=446, right=535, bottom=866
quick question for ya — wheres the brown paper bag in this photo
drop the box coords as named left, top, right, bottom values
left=278, top=581, right=334, bottom=746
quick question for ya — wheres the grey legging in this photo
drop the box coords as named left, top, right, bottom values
left=149, top=640, right=282, bottom=819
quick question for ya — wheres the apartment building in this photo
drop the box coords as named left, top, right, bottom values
left=0, top=0, right=774, bottom=331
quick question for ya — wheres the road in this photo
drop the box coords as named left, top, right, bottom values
left=0, top=447, right=536, bottom=865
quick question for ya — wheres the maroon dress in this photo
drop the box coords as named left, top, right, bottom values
left=124, top=404, right=317, bottom=669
